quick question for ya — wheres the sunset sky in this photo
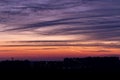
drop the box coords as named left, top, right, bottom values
left=0, top=0, right=120, bottom=60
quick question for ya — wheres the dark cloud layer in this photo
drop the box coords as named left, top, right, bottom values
left=1, top=40, right=120, bottom=49
left=0, top=0, right=120, bottom=41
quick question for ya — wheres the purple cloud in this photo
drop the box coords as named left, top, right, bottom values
left=0, top=0, right=120, bottom=42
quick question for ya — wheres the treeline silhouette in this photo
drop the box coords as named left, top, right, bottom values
left=0, top=57, right=120, bottom=72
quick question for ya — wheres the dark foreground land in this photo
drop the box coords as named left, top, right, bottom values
left=0, top=57, right=120, bottom=79
left=0, top=57, right=120, bottom=73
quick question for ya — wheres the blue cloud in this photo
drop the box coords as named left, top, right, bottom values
left=0, top=0, right=120, bottom=41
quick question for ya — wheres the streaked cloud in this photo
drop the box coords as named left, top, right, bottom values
left=0, top=0, right=120, bottom=42
left=91, top=50, right=111, bottom=52
left=0, top=0, right=120, bottom=53
left=0, top=40, right=119, bottom=49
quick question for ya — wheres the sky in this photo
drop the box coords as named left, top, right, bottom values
left=0, top=0, right=120, bottom=60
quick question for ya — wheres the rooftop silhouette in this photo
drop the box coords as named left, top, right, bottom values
left=0, top=57, right=120, bottom=72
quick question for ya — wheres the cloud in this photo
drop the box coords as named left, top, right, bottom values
left=0, top=0, right=120, bottom=42
left=1, top=40, right=120, bottom=49
left=92, top=50, right=111, bottom=52
left=0, top=50, right=13, bottom=52
left=40, top=48, right=59, bottom=50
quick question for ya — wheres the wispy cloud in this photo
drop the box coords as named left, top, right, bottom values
left=0, top=40, right=120, bottom=49
left=0, top=0, right=120, bottom=42
left=92, top=50, right=111, bottom=52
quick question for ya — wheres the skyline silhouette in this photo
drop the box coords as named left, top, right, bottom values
left=0, top=57, right=119, bottom=72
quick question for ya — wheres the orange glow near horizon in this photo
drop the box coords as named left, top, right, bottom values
left=0, top=45, right=120, bottom=60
